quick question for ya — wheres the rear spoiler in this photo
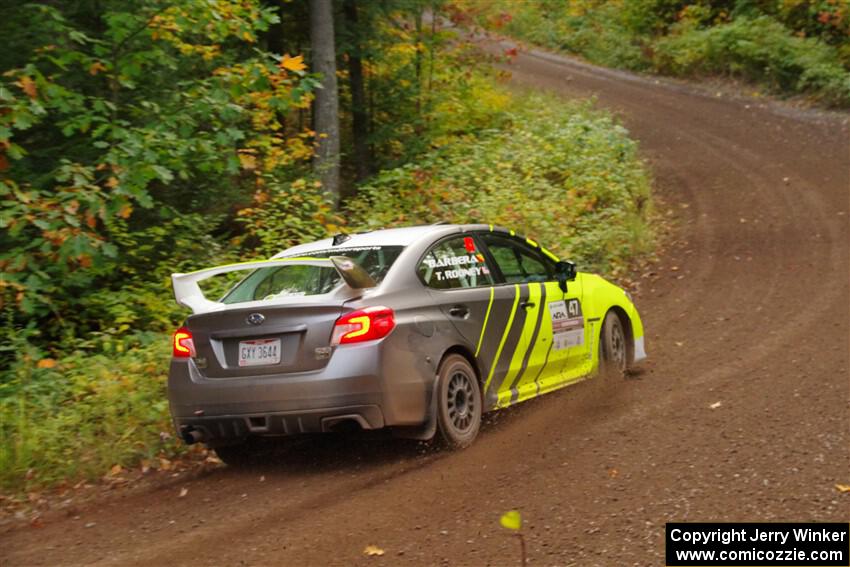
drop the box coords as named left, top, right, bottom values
left=171, top=256, right=376, bottom=314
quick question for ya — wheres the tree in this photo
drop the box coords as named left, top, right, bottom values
left=0, top=0, right=318, bottom=339
left=309, top=0, right=341, bottom=206
left=342, top=0, right=372, bottom=181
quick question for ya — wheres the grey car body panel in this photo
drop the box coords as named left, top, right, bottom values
left=168, top=223, right=640, bottom=444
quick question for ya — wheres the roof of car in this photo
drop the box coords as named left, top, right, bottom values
left=273, top=224, right=469, bottom=257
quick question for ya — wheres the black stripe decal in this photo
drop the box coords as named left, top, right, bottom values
left=488, top=284, right=529, bottom=396
left=509, top=283, right=547, bottom=404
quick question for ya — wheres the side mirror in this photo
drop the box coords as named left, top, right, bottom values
left=554, top=260, right=577, bottom=292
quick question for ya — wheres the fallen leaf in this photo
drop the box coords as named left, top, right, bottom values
left=835, top=484, right=850, bottom=493
left=363, top=545, right=385, bottom=557
left=109, top=464, right=123, bottom=476
left=500, top=510, right=522, bottom=531
left=178, top=487, right=188, bottom=498
left=709, top=401, right=722, bottom=409
left=674, top=341, right=684, bottom=347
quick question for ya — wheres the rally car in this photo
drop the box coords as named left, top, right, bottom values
left=169, top=224, right=646, bottom=464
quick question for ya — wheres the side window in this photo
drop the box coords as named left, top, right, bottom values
left=418, top=235, right=494, bottom=290
left=481, top=234, right=552, bottom=284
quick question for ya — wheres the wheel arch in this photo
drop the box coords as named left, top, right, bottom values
left=439, top=344, right=483, bottom=390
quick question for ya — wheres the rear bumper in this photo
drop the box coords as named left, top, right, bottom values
left=168, top=339, right=430, bottom=441
left=176, top=405, right=385, bottom=445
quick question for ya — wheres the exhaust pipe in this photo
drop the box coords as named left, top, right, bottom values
left=181, top=427, right=204, bottom=445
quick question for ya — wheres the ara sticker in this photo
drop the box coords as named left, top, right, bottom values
left=548, top=299, right=584, bottom=350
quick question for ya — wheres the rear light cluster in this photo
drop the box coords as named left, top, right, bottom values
left=172, top=326, right=196, bottom=358
left=171, top=307, right=394, bottom=358
left=331, top=306, right=395, bottom=346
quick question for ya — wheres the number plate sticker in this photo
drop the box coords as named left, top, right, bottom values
left=238, top=338, right=281, bottom=367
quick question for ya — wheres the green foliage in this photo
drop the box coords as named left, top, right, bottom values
left=235, top=177, right=340, bottom=258
left=505, top=1, right=648, bottom=70
left=0, top=331, right=180, bottom=490
left=0, top=0, right=319, bottom=342
left=347, top=91, right=654, bottom=275
left=461, top=0, right=850, bottom=106
left=654, top=16, right=850, bottom=105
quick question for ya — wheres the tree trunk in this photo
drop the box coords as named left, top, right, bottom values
left=309, top=0, right=340, bottom=207
left=343, top=0, right=370, bottom=181
left=414, top=7, right=423, bottom=116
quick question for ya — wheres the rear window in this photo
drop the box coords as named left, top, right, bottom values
left=221, top=246, right=403, bottom=304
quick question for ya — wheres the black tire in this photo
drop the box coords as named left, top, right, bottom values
left=600, top=311, right=629, bottom=375
left=436, top=354, right=482, bottom=449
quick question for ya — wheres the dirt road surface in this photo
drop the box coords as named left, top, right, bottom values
left=2, top=42, right=848, bottom=567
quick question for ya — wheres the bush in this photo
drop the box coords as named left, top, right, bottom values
left=654, top=16, right=850, bottom=105
left=460, top=0, right=850, bottom=107
left=347, top=92, right=654, bottom=274
left=0, top=332, right=181, bottom=491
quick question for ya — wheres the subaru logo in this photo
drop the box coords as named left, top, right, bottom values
left=246, top=313, right=265, bottom=326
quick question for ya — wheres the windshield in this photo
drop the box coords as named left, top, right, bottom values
left=221, top=246, right=404, bottom=304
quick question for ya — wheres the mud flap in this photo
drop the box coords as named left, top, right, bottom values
left=392, top=376, right=440, bottom=441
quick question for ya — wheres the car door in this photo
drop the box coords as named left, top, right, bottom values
left=418, top=234, right=519, bottom=410
left=475, top=233, right=555, bottom=407
left=478, top=233, right=586, bottom=404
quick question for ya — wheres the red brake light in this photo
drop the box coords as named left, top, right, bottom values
left=331, top=306, right=395, bottom=345
left=172, top=326, right=196, bottom=358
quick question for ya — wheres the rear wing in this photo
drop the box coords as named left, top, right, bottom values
left=171, top=256, right=376, bottom=314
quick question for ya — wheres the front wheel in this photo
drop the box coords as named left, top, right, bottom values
left=436, top=354, right=482, bottom=449
left=600, top=311, right=628, bottom=375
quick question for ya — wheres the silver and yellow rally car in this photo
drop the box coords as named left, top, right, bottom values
left=169, top=224, right=646, bottom=463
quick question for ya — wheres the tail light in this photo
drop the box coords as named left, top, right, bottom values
left=331, top=306, right=395, bottom=345
left=172, top=326, right=196, bottom=358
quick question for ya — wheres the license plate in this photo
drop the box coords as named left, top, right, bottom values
left=238, top=338, right=281, bottom=367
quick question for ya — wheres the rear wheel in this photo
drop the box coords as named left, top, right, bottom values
left=600, top=311, right=628, bottom=374
left=436, top=354, right=482, bottom=449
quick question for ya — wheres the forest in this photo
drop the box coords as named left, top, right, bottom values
left=3, top=0, right=845, bottom=497
left=466, top=0, right=850, bottom=106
